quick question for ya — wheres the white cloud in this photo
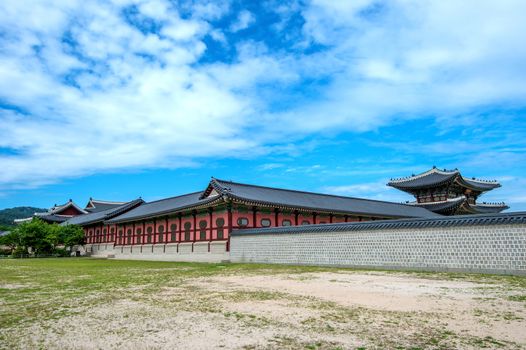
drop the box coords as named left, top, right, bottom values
left=0, top=0, right=525, bottom=197
left=322, top=181, right=410, bottom=203
left=257, top=163, right=285, bottom=171
left=0, top=0, right=254, bottom=189
left=275, top=0, right=526, bottom=134
left=137, top=0, right=171, bottom=19
left=230, top=10, right=255, bottom=32
left=161, top=18, right=208, bottom=41
left=209, top=29, right=227, bottom=44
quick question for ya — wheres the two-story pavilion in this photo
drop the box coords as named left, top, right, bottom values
left=388, top=167, right=508, bottom=215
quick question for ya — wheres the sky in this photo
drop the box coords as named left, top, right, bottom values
left=0, top=0, right=525, bottom=211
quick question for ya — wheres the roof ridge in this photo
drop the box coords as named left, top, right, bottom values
left=90, top=199, right=127, bottom=204
left=50, top=201, right=88, bottom=214
left=461, top=176, right=499, bottom=184
left=388, top=167, right=458, bottom=183
left=475, top=202, right=508, bottom=207
left=140, top=191, right=203, bottom=205
left=213, top=178, right=423, bottom=208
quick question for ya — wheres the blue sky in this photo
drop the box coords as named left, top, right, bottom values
left=1, top=0, right=525, bottom=211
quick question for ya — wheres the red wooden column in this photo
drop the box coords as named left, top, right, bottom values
left=153, top=219, right=157, bottom=245
left=329, top=214, right=334, bottom=224
left=252, top=206, right=257, bottom=228
left=177, top=213, right=182, bottom=253
left=178, top=213, right=182, bottom=242
left=344, top=215, right=349, bottom=222
left=312, top=212, right=317, bottom=225
left=208, top=207, right=213, bottom=252
left=294, top=210, right=299, bottom=226
left=192, top=210, right=197, bottom=252
left=226, top=203, right=233, bottom=252
left=274, top=208, right=279, bottom=227
left=132, top=223, right=136, bottom=245
left=142, top=221, right=146, bottom=245
left=165, top=217, right=169, bottom=243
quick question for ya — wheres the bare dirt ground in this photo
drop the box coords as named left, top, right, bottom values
left=1, top=260, right=526, bottom=349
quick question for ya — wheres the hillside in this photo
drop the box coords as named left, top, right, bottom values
left=0, top=207, right=47, bottom=227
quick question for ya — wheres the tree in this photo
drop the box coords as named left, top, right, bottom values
left=62, top=224, right=85, bottom=251
left=15, top=219, right=53, bottom=255
left=0, top=230, right=19, bottom=254
left=45, top=224, right=65, bottom=251
left=4, top=219, right=85, bottom=257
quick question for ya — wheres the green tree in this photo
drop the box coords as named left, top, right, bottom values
left=62, top=224, right=85, bottom=251
left=45, top=224, right=65, bottom=251
left=16, top=219, right=53, bottom=255
left=0, top=230, right=19, bottom=254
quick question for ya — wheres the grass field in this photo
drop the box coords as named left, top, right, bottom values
left=1, top=258, right=525, bottom=349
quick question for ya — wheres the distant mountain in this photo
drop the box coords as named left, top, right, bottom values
left=0, top=207, right=47, bottom=227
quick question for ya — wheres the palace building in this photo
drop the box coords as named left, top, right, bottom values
left=28, top=169, right=506, bottom=261
left=68, top=177, right=440, bottom=255
left=15, top=198, right=128, bottom=224
left=14, top=200, right=88, bottom=224
left=388, top=167, right=508, bottom=215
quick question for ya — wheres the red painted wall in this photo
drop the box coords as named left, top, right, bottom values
left=84, top=203, right=377, bottom=246
left=58, top=206, right=84, bottom=216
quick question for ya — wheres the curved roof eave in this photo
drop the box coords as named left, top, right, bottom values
left=456, top=176, right=501, bottom=192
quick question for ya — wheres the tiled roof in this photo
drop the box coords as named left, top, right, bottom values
left=232, top=211, right=526, bottom=236
left=65, top=199, right=144, bottom=226
left=85, top=199, right=127, bottom=213
left=458, top=177, right=501, bottom=191
left=469, top=203, right=509, bottom=214
left=388, top=168, right=459, bottom=189
left=106, top=192, right=221, bottom=224
left=388, top=167, right=500, bottom=192
left=46, top=201, right=88, bottom=215
left=211, top=178, right=439, bottom=218
left=107, top=178, right=439, bottom=224
left=35, top=214, right=71, bottom=223
left=413, top=197, right=466, bottom=215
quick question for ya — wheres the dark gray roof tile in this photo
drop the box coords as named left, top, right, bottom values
left=106, top=192, right=220, bottom=224
left=213, top=179, right=439, bottom=218
left=388, top=169, right=458, bottom=190
left=64, top=199, right=144, bottom=226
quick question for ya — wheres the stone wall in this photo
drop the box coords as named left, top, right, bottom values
left=86, top=240, right=229, bottom=263
left=230, top=221, right=526, bottom=275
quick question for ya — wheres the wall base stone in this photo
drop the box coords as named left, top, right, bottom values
left=86, top=240, right=229, bottom=263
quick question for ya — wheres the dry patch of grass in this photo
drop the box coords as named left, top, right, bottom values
left=1, top=258, right=525, bottom=349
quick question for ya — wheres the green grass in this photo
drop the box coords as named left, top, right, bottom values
left=1, top=258, right=525, bottom=349
left=0, top=258, right=328, bottom=329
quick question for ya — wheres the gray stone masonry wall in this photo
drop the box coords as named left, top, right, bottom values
left=230, top=224, right=526, bottom=275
